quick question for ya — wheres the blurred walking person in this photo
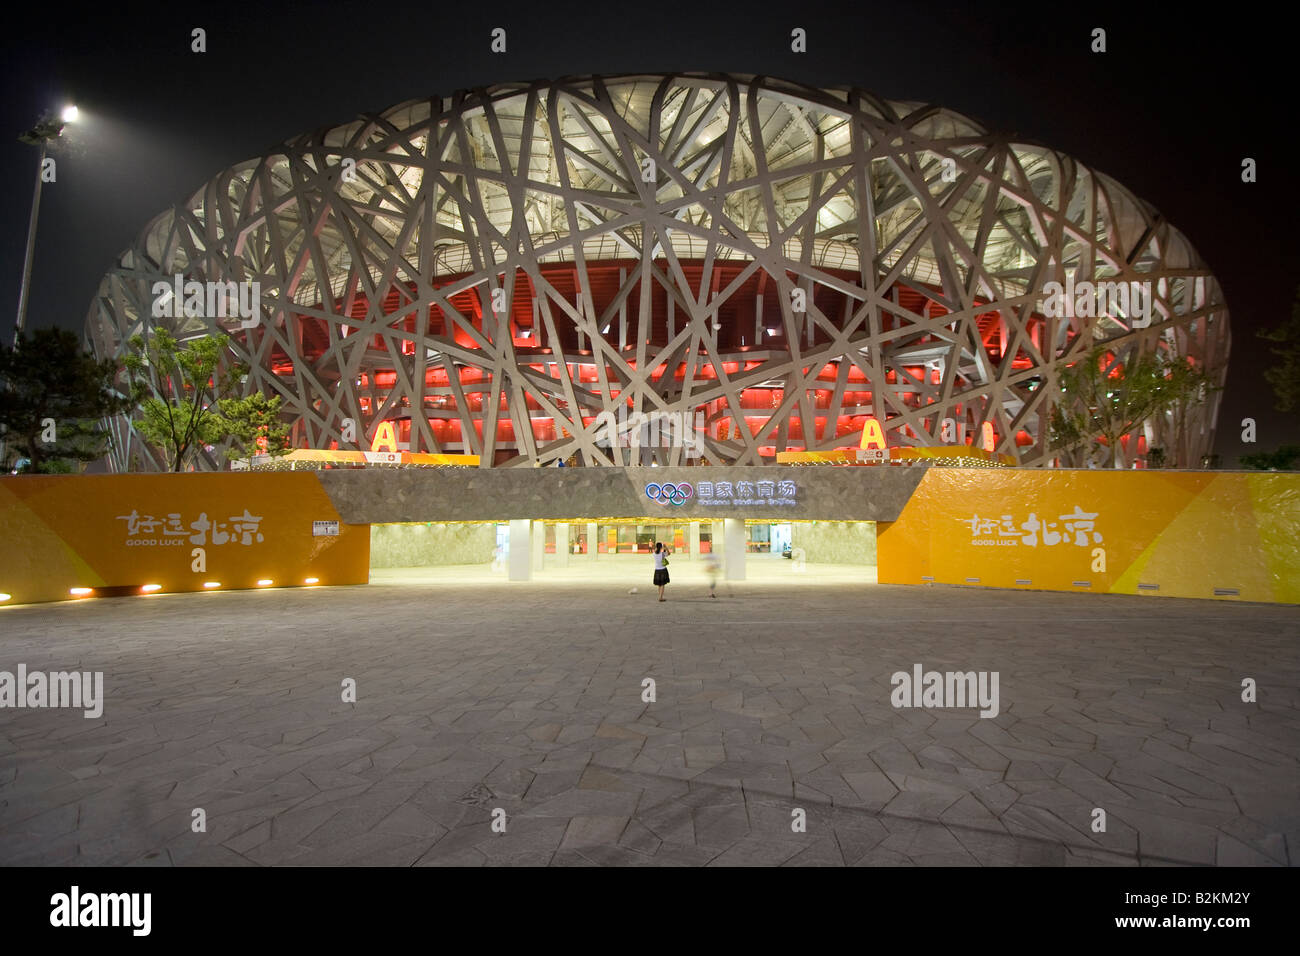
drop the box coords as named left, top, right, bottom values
left=703, top=552, right=720, bottom=598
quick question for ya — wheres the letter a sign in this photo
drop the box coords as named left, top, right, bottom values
left=859, top=416, right=887, bottom=450
left=371, top=421, right=399, bottom=453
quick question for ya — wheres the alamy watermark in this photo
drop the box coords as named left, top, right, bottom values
left=151, top=274, right=261, bottom=328
left=50, top=886, right=150, bottom=936
left=1040, top=273, right=1153, bottom=327
left=891, top=663, right=999, bottom=718
left=0, top=665, right=103, bottom=718
left=593, top=407, right=706, bottom=459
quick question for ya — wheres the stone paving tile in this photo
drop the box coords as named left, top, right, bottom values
left=475, top=818, right=567, bottom=862
left=572, top=843, right=657, bottom=866
left=560, top=815, right=630, bottom=849
left=0, top=573, right=1296, bottom=866
left=853, top=846, right=915, bottom=866
left=642, top=843, right=719, bottom=866
left=1216, top=833, right=1286, bottom=866
left=708, top=834, right=806, bottom=866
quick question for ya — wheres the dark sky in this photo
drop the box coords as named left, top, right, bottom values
left=1, top=0, right=1294, bottom=461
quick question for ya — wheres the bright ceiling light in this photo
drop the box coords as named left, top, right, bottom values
left=203, top=582, right=221, bottom=589
left=61, top=105, right=79, bottom=123
left=304, top=577, right=320, bottom=585
left=141, top=584, right=162, bottom=593
left=256, top=579, right=273, bottom=586
left=0, top=593, right=11, bottom=602
left=70, top=587, right=93, bottom=596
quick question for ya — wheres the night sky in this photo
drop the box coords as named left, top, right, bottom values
left=2, top=0, right=1294, bottom=461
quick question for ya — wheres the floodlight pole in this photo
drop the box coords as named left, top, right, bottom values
left=14, top=139, right=48, bottom=342
left=6, top=111, right=69, bottom=468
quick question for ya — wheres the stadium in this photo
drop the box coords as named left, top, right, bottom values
left=85, top=74, right=1229, bottom=472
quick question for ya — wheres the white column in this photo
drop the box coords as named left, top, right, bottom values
left=724, top=518, right=747, bottom=580
left=555, top=523, right=569, bottom=567
left=508, top=519, right=531, bottom=581
left=587, top=522, right=598, bottom=560
left=532, top=520, right=545, bottom=572
left=689, top=521, right=700, bottom=559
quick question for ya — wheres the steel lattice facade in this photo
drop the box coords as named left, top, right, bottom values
left=86, top=74, right=1229, bottom=471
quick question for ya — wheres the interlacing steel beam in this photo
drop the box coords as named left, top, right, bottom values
left=86, top=75, right=1229, bottom=472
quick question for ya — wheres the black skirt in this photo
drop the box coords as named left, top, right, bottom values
left=653, top=568, right=670, bottom=586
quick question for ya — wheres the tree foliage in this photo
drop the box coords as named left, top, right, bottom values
left=1239, top=444, right=1300, bottom=471
left=1259, top=285, right=1300, bottom=413
left=0, top=328, right=127, bottom=473
left=122, top=329, right=245, bottom=472
left=218, top=391, right=291, bottom=466
left=1049, top=346, right=1219, bottom=468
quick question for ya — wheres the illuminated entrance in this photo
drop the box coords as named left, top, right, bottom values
left=339, top=460, right=893, bottom=584
left=540, top=521, right=714, bottom=556
left=368, top=518, right=875, bottom=581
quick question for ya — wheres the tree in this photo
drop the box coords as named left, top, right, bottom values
left=0, top=328, right=127, bottom=473
left=1259, top=284, right=1300, bottom=412
left=218, top=391, right=291, bottom=467
left=1049, top=346, right=1219, bottom=468
left=122, top=329, right=245, bottom=472
left=1240, top=445, right=1300, bottom=471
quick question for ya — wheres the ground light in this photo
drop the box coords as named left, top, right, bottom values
left=7, top=580, right=324, bottom=604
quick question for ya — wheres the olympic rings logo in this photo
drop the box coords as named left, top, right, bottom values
left=645, top=481, right=694, bottom=506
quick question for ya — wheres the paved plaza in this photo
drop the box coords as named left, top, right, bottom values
left=0, top=562, right=1297, bottom=866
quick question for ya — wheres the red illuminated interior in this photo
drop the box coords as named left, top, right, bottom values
left=265, top=259, right=1051, bottom=459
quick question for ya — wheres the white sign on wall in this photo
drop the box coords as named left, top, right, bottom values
left=312, top=520, right=340, bottom=537
left=643, top=479, right=799, bottom=508
left=959, top=507, right=1102, bottom=547
left=116, top=509, right=265, bottom=546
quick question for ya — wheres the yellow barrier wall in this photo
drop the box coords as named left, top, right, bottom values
left=0, top=473, right=369, bottom=606
left=878, top=470, right=1300, bottom=603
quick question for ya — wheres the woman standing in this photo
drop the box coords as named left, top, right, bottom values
left=652, top=542, right=670, bottom=602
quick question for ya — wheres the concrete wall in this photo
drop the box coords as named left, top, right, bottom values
left=369, top=522, right=494, bottom=568
left=791, top=521, right=877, bottom=565
left=317, top=465, right=926, bottom=524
